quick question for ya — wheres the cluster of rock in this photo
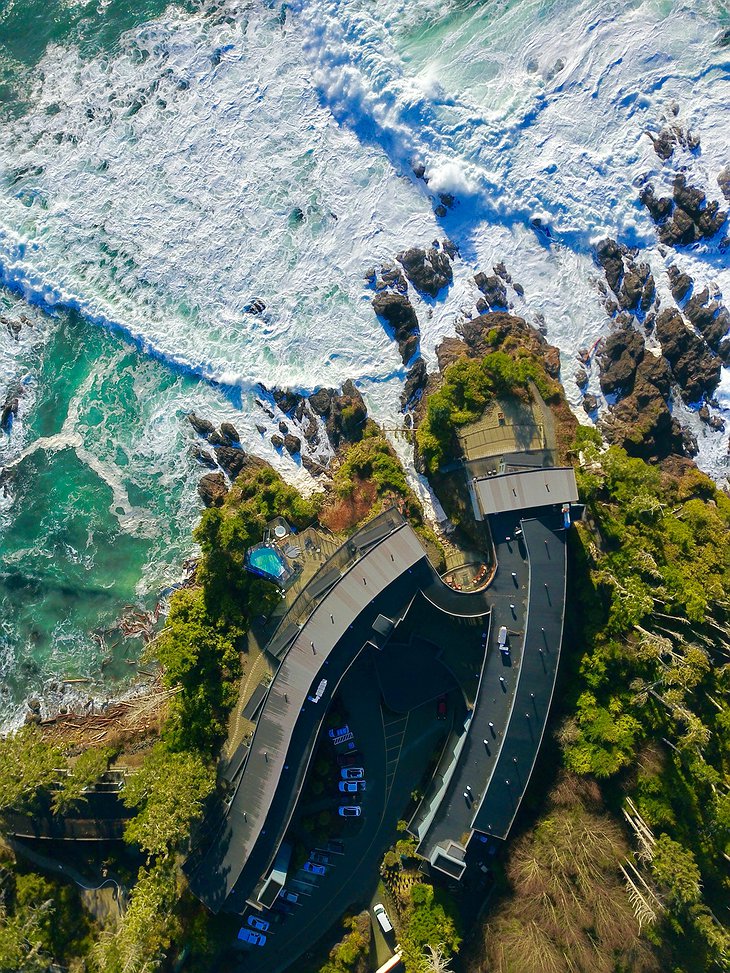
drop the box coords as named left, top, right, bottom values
left=369, top=242, right=457, bottom=411
left=640, top=174, right=727, bottom=248
left=2, top=312, right=26, bottom=340
left=260, top=380, right=367, bottom=458
left=647, top=117, right=700, bottom=162
left=595, top=239, right=656, bottom=318
left=187, top=415, right=246, bottom=507
left=597, top=325, right=695, bottom=458
left=474, top=262, right=524, bottom=314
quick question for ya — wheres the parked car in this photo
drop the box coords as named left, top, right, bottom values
left=436, top=694, right=447, bottom=719
left=328, top=725, right=350, bottom=739
left=338, top=805, right=361, bottom=817
left=337, top=749, right=360, bottom=767
left=340, top=767, right=364, bottom=780
left=373, top=903, right=393, bottom=934
left=309, top=851, right=330, bottom=865
left=247, top=915, right=270, bottom=932
left=303, top=861, right=326, bottom=875
left=338, top=780, right=365, bottom=793
left=237, top=928, right=266, bottom=946
left=278, top=889, right=298, bottom=904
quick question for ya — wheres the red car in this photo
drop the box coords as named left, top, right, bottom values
left=436, top=695, right=447, bottom=720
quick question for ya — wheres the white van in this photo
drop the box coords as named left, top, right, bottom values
left=498, top=626, right=508, bottom=649
left=373, top=902, right=393, bottom=934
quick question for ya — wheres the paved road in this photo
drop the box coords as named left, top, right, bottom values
left=237, top=650, right=447, bottom=973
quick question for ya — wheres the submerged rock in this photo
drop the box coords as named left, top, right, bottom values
left=401, top=358, right=428, bottom=410
left=189, top=443, right=217, bottom=468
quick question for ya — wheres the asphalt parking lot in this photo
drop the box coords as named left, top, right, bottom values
left=236, top=647, right=449, bottom=973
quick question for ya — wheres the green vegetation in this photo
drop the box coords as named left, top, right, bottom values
left=319, top=912, right=370, bottom=973
left=557, top=437, right=730, bottom=969
left=0, top=864, right=95, bottom=972
left=400, top=883, right=461, bottom=973
left=416, top=349, right=558, bottom=473
left=0, top=726, right=62, bottom=813
left=153, top=460, right=317, bottom=755
left=334, top=421, right=410, bottom=500
left=52, top=746, right=117, bottom=815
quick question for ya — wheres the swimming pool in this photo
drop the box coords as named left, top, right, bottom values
left=246, top=545, right=287, bottom=581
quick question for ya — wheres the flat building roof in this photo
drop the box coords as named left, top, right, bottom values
left=469, top=466, right=578, bottom=519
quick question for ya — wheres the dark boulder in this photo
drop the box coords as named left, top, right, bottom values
left=396, top=246, right=452, bottom=297
left=198, top=472, right=228, bottom=508
left=595, top=238, right=626, bottom=294
left=1, top=394, right=19, bottom=433
left=214, top=445, right=246, bottom=479
left=278, top=420, right=289, bottom=434
left=219, top=422, right=240, bottom=445
left=372, top=291, right=420, bottom=364
left=582, top=393, right=599, bottom=413
left=375, top=263, right=408, bottom=294
left=326, top=379, right=367, bottom=448
left=259, top=385, right=304, bottom=416
left=474, top=272, right=508, bottom=310
left=598, top=326, right=645, bottom=396
left=271, top=434, right=284, bottom=449
left=684, top=289, right=729, bottom=350
left=640, top=184, right=673, bottom=224
left=284, top=433, right=301, bottom=456
left=301, top=454, right=329, bottom=478
left=575, top=367, right=588, bottom=389
left=667, top=265, right=692, bottom=302
left=309, top=388, right=333, bottom=417
left=400, top=358, right=428, bottom=410
left=655, top=308, right=721, bottom=401
left=188, top=412, right=216, bottom=439
left=255, top=423, right=266, bottom=435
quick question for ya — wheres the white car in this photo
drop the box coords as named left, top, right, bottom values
left=338, top=780, right=366, bottom=793
left=340, top=767, right=364, bottom=780
left=373, top=903, right=393, bottom=934
left=339, top=805, right=361, bottom=817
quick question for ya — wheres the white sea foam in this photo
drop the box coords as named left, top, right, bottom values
left=0, top=0, right=728, bottom=482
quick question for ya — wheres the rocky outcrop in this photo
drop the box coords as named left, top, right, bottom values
left=598, top=326, right=645, bottom=396
left=189, top=443, right=217, bottom=468
left=667, top=265, right=692, bottom=302
left=198, top=472, right=228, bottom=508
left=396, top=246, right=452, bottom=297
left=582, top=393, right=598, bottom=414
left=684, top=288, right=730, bottom=353
left=214, top=445, right=246, bottom=479
left=1, top=391, right=20, bottom=433
left=187, top=412, right=216, bottom=439
left=699, top=404, right=726, bottom=432
left=309, top=379, right=367, bottom=449
left=436, top=337, right=470, bottom=371
left=648, top=123, right=700, bottom=161
left=219, top=422, right=240, bottom=445
left=284, top=433, right=301, bottom=456
left=271, top=434, right=284, bottom=449
left=400, top=358, right=428, bottom=410
left=474, top=272, right=508, bottom=311
left=595, top=239, right=655, bottom=315
left=1, top=314, right=22, bottom=340
left=596, top=319, right=699, bottom=459
left=641, top=175, right=727, bottom=246
left=371, top=291, right=420, bottom=364
left=455, top=311, right=562, bottom=380
left=654, top=308, right=722, bottom=402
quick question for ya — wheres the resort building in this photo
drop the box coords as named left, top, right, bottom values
left=186, top=458, right=577, bottom=914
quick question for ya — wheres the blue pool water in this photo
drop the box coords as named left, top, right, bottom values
left=247, top=546, right=287, bottom=580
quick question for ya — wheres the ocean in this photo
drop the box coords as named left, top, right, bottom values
left=1, top=0, right=728, bottom=725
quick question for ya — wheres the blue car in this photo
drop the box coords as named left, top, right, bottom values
left=247, top=915, right=270, bottom=932
left=238, top=928, right=266, bottom=946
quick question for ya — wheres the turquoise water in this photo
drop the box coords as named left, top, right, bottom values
left=247, top=545, right=287, bottom=581
left=0, top=0, right=728, bottom=722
